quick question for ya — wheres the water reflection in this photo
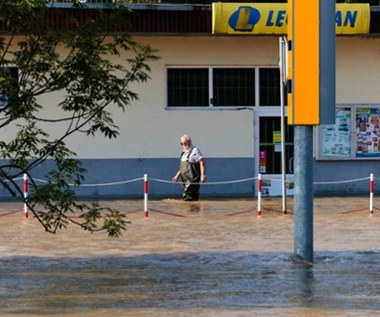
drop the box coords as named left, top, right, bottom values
left=187, top=202, right=202, bottom=213
left=1, top=251, right=380, bottom=316
left=290, top=257, right=315, bottom=306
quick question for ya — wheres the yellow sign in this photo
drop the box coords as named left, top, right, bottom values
left=288, top=0, right=320, bottom=125
left=288, top=0, right=336, bottom=125
left=212, top=3, right=287, bottom=34
left=212, top=3, right=370, bottom=35
left=336, top=4, right=370, bottom=34
left=273, top=131, right=282, bottom=144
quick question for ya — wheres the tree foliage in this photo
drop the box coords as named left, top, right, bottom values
left=0, top=0, right=159, bottom=237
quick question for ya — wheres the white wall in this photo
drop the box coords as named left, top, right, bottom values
left=67, top=36, right=282, bottom=159
left=4, top=36, right=380, bottom=160
left=336, top=37, right=380, bottom=103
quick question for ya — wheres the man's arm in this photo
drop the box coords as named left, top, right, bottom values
left=199, top=159, right=206, bottom=183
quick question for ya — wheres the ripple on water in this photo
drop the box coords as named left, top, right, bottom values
left=0, top=198, right=380, bottom=316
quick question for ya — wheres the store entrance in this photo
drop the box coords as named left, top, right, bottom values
left=257, top=116, right=295, bottom=196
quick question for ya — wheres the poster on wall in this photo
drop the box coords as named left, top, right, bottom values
left=320, top=108, right=351, bottom=158
left=259, top=150, right=266, bottom=173
left=273, top=131, right=282, bottom=152
left=356, top=108, right=380, bottom=158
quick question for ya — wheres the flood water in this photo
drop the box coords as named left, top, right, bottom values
left=0, top=197, right=380, bottom=316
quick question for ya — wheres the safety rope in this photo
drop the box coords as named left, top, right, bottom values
left=1, top=174, right=373, bottom=187
left=224, top=208, right=256, bottom=217
left=0, top=173, right=377, bottom=219
left=149, top=177, right=257, bottom=186
left=149, top=208, right=186, bottom=217
left=31, top=177, right=144, bottom=187
left=337, top=207, right=368, bottom=214
left=313, top=176, right=369, bottom=185
left=0, top=209, right=20, bottom=217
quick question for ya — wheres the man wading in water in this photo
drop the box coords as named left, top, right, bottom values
left=172, top=134, right=206, bottom=201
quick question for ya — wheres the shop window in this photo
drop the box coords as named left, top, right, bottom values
left=0, top=66, right=19, bottom=111
left=213, top=68, right=254, bottom=107
left=167, top=68, right=208, bottom=107
left=259, top=68, right=282, bottom=106
left=167, top=66, right=279, bottom=108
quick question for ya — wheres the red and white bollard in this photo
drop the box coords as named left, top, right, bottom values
left=144, top=174, right=149, bottom=218
left=369, top=173, right=374, bottom=216
left=23, top=173, right=28, bottom=220
left=257, top=173, right=262, bottom=217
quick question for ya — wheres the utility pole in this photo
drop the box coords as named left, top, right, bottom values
left=288, top=0, right=336, bottom=262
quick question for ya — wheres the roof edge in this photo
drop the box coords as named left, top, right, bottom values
left=47, top=2, right=212, bottom=11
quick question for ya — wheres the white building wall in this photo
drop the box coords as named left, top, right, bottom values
left=4, top=35, right=380, bottom=197
left=7, top=36, right=380, bottom=160
left=65, top=36, right=281, bottom=159
left=336, top=37, right=380, bottom=104
left=64, top=36, right=380, bottom=160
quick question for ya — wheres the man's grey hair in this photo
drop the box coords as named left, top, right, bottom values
left=181, top=134, right=192, bottom=142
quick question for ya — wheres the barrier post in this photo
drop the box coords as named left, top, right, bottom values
left=23, top=173, right=28, bottom=220
left=369, top=173, right=374, bottom=216
left=144, top=174, right=149, bottom=218
left=257, top=173, right=262, bottom=217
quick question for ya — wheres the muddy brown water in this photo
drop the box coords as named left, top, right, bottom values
left=0, top=197, right=380, bottom=317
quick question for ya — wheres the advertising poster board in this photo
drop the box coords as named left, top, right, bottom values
left=356, top=107, right=380, bottom=158
left=320, top=108, right=351, bottom=158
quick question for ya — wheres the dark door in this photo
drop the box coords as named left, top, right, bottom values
left=259, top=116, right=294, bottom=175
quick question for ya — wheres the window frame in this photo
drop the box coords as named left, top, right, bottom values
left=166, top=66, right=280, bottom=110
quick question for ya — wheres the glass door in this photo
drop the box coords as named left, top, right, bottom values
left=258, top=116, right=294, bottom=196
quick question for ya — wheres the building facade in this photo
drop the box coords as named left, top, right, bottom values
left=2, top=2, right=380, bottom=199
